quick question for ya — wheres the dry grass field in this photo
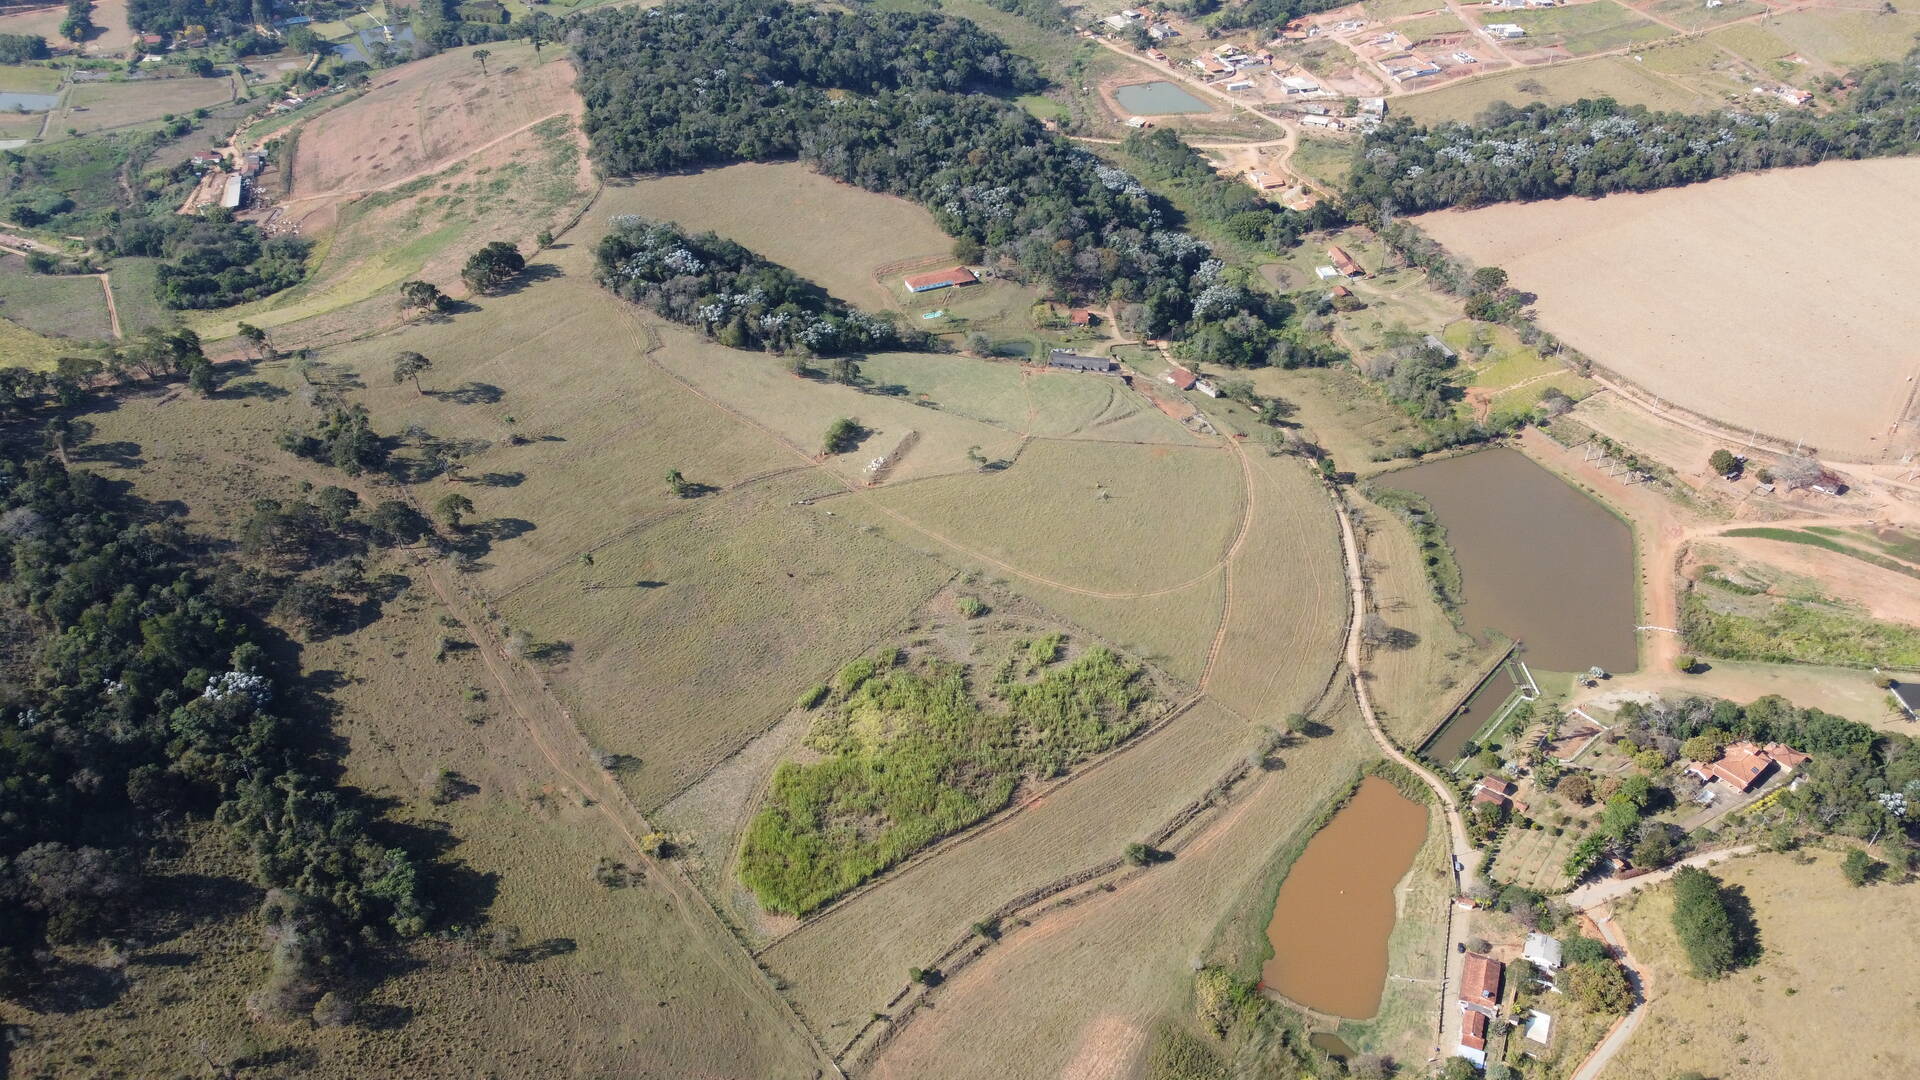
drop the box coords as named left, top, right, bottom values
left=1611, top=850, right=1920, bottom=1080
left=292, top=47, right=579, bottom=198
left=29, top=393, right=835, bottom=1078
left=1201, top=450, right=1347, bottom=722
left=859, top=439, right=1245, bottom=595
left=1416, top=158, right=1920, bottom=460
left=504, top=469, right=953, bottom=810
left=607, top=163, right=956, bottom=308
left=863, top=702, right=1373, bottom=1080
left=1695, top=536, right=1920, bottom=628
left=854, top=353, right=1206, bottom=445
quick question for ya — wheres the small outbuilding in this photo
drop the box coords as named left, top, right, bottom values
left=1895, top=682, right=1920, bottom=720
left=1165, top=366, right=1198, bottom=390
left=1048, top=349, right=1115, bottom=373
left=1522, top=932, right=1562, bottom=972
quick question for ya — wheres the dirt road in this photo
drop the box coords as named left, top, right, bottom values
left=1329, top=485, right=1479, bottom=1054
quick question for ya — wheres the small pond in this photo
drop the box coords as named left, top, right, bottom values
left=1422, top=663, right=1517, bottom=764
left=0, top=93, right=59, bottom=113
left=334, top=25, right=417, bottom=63
left=1385, top=447, right=1637, bottom=673
left=1112, top=81, right=1211, bottom=116
left=1261, top=776, right=1427, bottom=1019
left=1309, top=1032, right=1355, bottom=1062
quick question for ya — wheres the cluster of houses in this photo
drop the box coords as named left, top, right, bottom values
left=1102, top=8, right=1179, bottom=42
left=1766, top=84, right=1814, bottom=106
left=1191, top=43, right=1273, bottom=80
left=1457, top=933, right=1562, bottom=1066
left=185, top=149, right=267, bottom=212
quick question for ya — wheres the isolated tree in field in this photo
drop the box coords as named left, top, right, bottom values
left=1669, top=866, right=1740, bottom=978
left=462, top=241, right=525, bottom=294
left=399, top=279, right=448, bottom=317
left=187, top=359, right=217, bottom=397
left=1675, top=654, right=1697, bottom=673
left=535, top=229, right=554, bottom=249
left=392, top=351, right=432, bottom=393
left=434, top=492, right=474, bottom=530
left=472, top=48, right=491, bottom=74
left=665, top=469, right=692, bottom=497
left=830, top=357, right=859, bottom=385
left=237, top=322, right=268, bottom=357
left=1708, top=448, right=1738, bottom=477
left=822, top=417, right=863, bottom=455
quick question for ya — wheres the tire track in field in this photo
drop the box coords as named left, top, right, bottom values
left=1197, top=436, right=1257, bottom=690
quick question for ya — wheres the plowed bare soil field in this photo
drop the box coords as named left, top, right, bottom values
left=1416, top=158, right=1920, bottom=460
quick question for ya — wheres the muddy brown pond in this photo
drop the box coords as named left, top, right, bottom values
left=1386, top=447, right=1638, bottom=674
left=1261, top=776, right=1428, bottom=1019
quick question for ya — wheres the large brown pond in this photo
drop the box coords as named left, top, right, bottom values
left=1386, top=447, right=1638, bottom=673
left=1261, top=776, right=1428, bottom=1019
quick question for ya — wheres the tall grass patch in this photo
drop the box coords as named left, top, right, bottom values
left=740, top=638, right=1154, bottom=915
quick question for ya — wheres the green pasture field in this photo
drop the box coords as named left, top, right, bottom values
left=853, top=352, right=1204, bottom=445
left=1645, top=0, right=1767, bottom=32
left=0, top=63, right=61, bottom=93
left=0, top=313, right=72, bottom=367
left=1766, top=9, right=1920, bottom=68
left=0, top=258, right=112, bottom=339
left=105, top=256, right=165, bottom=336
left=1286, top=133, right=1354, bottom=193
left=63, top=77, right=233, bottom=135
left=1703, top=22, right=1794, bottom=66
left=1398, top=12, right=1467, bottom=40
left=1364, top=0, right=1454, bottom=18
left=1395, top=54, right=1714, bottom=124
left=1477, top=0, right=1673, bottom=56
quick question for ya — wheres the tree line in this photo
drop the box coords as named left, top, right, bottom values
left=568, top=0, right=1327, bottom=348
left=1347, top=43, right=1920, bottom=212
left=594, top=216, right=922, bottom=356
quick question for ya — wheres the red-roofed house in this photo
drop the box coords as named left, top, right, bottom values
left=1686, top=741, right=1807, bottom=793
left=1461, top=952, right=1504, bottom=1017
left=1069, top=307, right=1094, bottom=327
left=1164, top=366, right=1198, bottom=391
left=1471, top=775, right=1526, bottom=813
left=903, top=267, right=978, bottom=293
left=1327, top=245, right=1364, bottom=278
left=1457, top=1008, right=1489, bottom=1065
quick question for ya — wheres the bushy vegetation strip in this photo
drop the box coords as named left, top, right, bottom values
left=1348, top=45, right=1920, bottom=212
left=593, top=216, right=920, bottom=355
left=570, top=0, right=1330, bottom=349
left=1364, top=484, right=1465, bottom=620
left=1681, top=590, right=1920, bottom=669
left=739, top=640, right=1151, bottom=916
